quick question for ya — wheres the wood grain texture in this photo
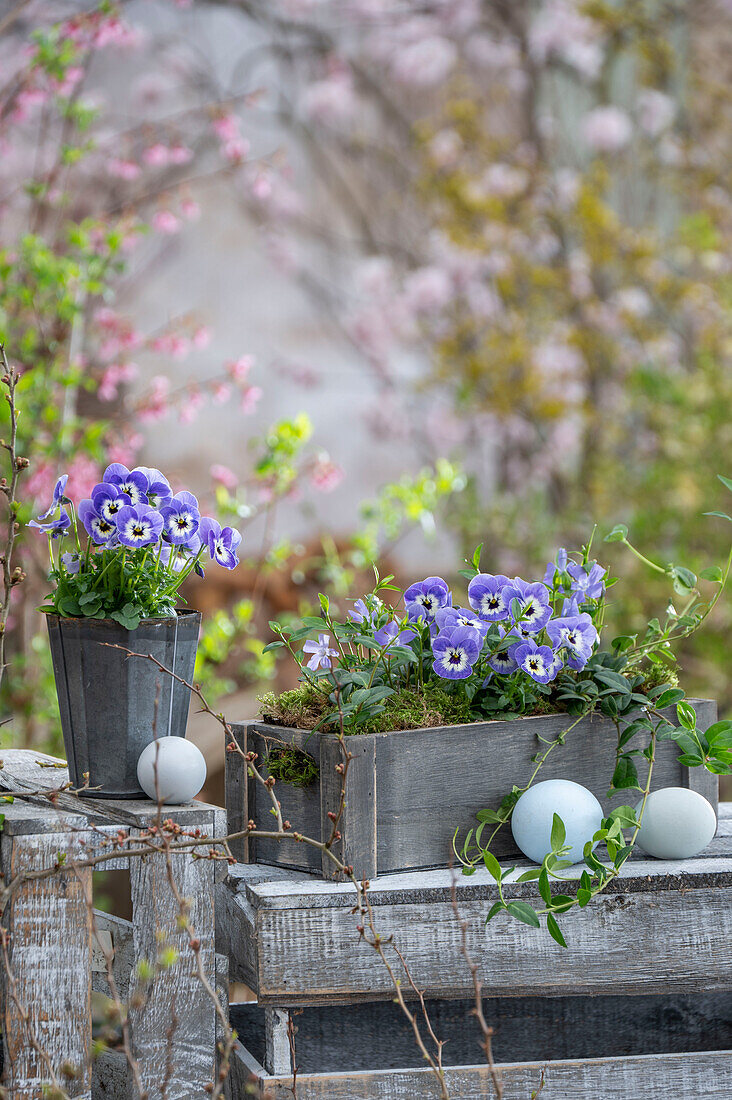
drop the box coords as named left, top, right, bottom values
left=319, top=734, right=376, bottom=880
left=235, top=1046, right=732, bottom=1100
left=224, top=853, right=732, bottom=1005
left=224, top=721, right=249, bottom=864
left=232, top=990, right=732, bottom=1075
left=1, top=829, right=92, bottom=1098
left=234, top=701, right=719, bottom=878
left=128, top=818, right=218, bottom=1100
left=263, top=1008, right=292, bottom=1075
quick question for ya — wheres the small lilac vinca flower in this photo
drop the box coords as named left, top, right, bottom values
left=36, top=474, right=69, bottom=520
left=404, top=576, right=452, bottom=623
left=467, top=573, right=512, bottom=622
left=103, top=463, right=149, bottom=506
left=160, top=491, right=201, bottom=546
left=547, top=613, right=598, bottom=671
left=78, top=498, right=117, bottom=544
left=27, top=511, right=71, bottom=538
left=567, top=560, right=606, bottom=600
left=514, top=639, right=558, bottom=684
left=432, top=626, right=480, bottom=680
left=198, top=518, right=242, bottom=569
left=503, top=578, right=552, bottom=633
left=347, top=598, right=375, bottom=626
left=373, top=620, right=416, bottom=648
left=116, top=504, right=164, bottom=548
left=435, top=606, right=489, bottom=641
left=90, top=482, right=130, bottom=524
left=303, top=632, right=339, bottom=671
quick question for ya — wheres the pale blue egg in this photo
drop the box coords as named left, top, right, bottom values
left=137, top=737, right=207, bottom=804
left=511, top=779, right=604, bottom=864
left=635, top=787, right=716, bottom=859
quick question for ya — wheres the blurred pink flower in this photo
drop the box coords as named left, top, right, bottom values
left=138, top=375, right=170, bottom=423
left=212, top=382, right=232, bottom=403
left=402, top=266, right=452, bottom=313
left=311, top=455, right=344, bottom=492
left=152, top=209, right=180, bottom=234
left=227, top=355, right=254, bottom=382
left=169, top=143, right=193, bottom=165
left=192, top=326, right=211, bottom=349
left=213, top=114, right=239, bottom=142
left=223, top=137, right=250, bottom=164
left=240, top=385, right=263, bottom=414
left=636, top=89, right=675, bottom=137
left=302, top=71, right=357, bottom=125
left=143, top=143, right=170, bottom=166
left=393, top=36, right=457, bottom=87
left=210, top=463, right=238, bottom=490
left=179, top=388, right=205, bottom=424
left=581, top=106, right=632, bottom=153
left=107, top=158, right=141, bottom=180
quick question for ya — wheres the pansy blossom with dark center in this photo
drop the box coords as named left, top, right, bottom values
left=103, top=463, right=149, bottom=506
left=78, top=499, right=117, bottom=544
left=373, top=619, right=416, bottom=649
left=547, top=613, right=598, bottom=671
left=135, top=466, right=172, bottom=509
left=513, top=639, right=558, bottom=684
left=27, top=511, right=71, bottom=538
left=116, top=504, right=164, bottom=548
left=90, top=482, right=130, bottom=524
left=160, top=491, right=201, bottom=546
left=487, top=625, right=519, bottom=674
left=435, top=605, right=489, bottom=641
left=503, top=578, right=552, bottom=633
left=432, top=626, right=480, bottom=680
left=198, top=517, right=242, bottom=569
left=467, top=573, right=512, bottom=622
left=404, top=576, right=451, bottom=623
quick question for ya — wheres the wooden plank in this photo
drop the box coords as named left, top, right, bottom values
left=128, top=814, right=218, bottom=1100
left=235, top=1046, right=732, bottom=1100
left=1, top=829, right=92, bottom=1099
left=225, top=722, right=249, bottom=863
left=248, top=726, right=323, bottom=873
left=264, top=1008, right=292, bottom=1075
left=228, top=861, right=732, bottom=1004
left=232, top=990, right=732, bottom=1074
left=319, top=734, right=377, bottom=880
left=92, top=910, right=135, bottom=1000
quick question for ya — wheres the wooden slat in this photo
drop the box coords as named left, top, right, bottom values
left=128, top=815, right=218, bottom=1100
left=319, top=734, right=376, bottom=880
left=1, top=829, right=92, bottom=1099
left=225, top=721, right=249, bottom=864
left=233, top=1043, right=732, bottom=1100
left=224, top=856, right=732, bottom=1004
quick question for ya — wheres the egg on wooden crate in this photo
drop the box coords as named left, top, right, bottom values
left=137, top=736, right=207, bottom=804
left=511, top=779, right=604, bottom=865
left=635, top=787, right=717, bottom=860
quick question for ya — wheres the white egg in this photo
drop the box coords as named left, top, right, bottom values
left=136, top=737, right=207, bottom=804
left=511, top=779, right=604, bottom=865
left=635, top=787, right=716, bottom=860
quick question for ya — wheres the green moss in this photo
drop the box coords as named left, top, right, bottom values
left=265, top=745, right=319, bottom=787
left=259, top=682, right=476, bottom=735
left=625, top=659, right=680, bottom=693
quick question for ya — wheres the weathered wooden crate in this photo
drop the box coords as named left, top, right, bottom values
left=226, top=699, right=719, bottom=880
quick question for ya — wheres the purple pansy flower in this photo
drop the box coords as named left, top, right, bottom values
left=514, top=639, right=558, bottom=684
left=503, top=578, right=552, bottom=633
left=36, top=474, right=69, bottom=520
left=134, top=466, right=172, bottom=509
left=78, top=499, right=117, bottom=544
left=404, top=576, right=452, bottom=623
left=61, top=551, right=81, bottom=574
left=90, top=482, right=130, bottom=524
left=467, top=573, right=512, bottom=622
left=373, top=620, right=416, bottom=648
left=103, top=463, right=149, bottom=506
left=432, top=626, right=481, bottom=680
left=116, top=504, right=164, bottom=548
left=198, top=517, right=241, bottom=569
left=28, top=511, right=71, bottom=538
left=543, top=547, right=569, bottom=587
left=546, top=613, right=598, bottom=671
left=160, top=491, right=201, bottom=546
left=303, top=632, right=339, bottom=671
left=488, top=626, right=519, bottom=675
left=435, top=606, right=489, bottom=641
left=567, top=560, right=606, bottom=600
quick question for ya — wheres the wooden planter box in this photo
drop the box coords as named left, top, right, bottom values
left=226, top=699, right=718, bottom=881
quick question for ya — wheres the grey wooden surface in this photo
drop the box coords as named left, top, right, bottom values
left=220, top=806, right=732, bottom=1005
left=0, top=749, right=224, bottom=1100
left=231, top=699, right=719, bottom=878
left=230, top=1043, right=732, bottom=1100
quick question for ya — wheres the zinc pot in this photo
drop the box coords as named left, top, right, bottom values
left=226, top=700, right=719, bottom=880
left=46, top=609, right=201, bottom=798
